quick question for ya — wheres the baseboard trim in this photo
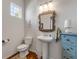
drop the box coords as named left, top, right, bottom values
left=7, top=52, right=19, bottom=59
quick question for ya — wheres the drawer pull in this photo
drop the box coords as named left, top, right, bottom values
left=70, top=56, right=72, bottom=58
left=67, top=49, right=69, bottom=51
left=64, top=56, right=66, bottom=58
left=67, top=39, right=70, bottom=41
left=70, top=47, right=73, bottom=50
left=66, top=58, right=69, bottom=59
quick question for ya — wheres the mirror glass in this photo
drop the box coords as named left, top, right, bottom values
left=41, top=14, right=52, bottom=29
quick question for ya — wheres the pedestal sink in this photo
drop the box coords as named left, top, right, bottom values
left=37, top=36, right=54, bottom=59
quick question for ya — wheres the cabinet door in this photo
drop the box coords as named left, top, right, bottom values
left=61, top=34, right=77, bottom=59
left=63, top=49, right=76, bottom=59
left=63, top=46, right=76, bottom=56
left=61, top=35, right=76, bottom=47
left=67, top=35, right=77, bottom=46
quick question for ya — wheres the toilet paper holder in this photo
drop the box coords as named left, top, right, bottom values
left=2, top=39, right=10, bottom=44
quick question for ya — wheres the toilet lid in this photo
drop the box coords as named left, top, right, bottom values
left=17, top=44, right=29, bottom=49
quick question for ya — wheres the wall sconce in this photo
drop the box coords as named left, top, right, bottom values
left=39, top=1, right=54, bottom=14
left=48, top=2, right=53, bottom=11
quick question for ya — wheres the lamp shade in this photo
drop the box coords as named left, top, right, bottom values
left=64, top=19, right=72, bottom=28
left=64, top=19, right=72, bottom=33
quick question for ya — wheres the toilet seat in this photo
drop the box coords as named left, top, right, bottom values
left=17, top=44, right=29, bottom=51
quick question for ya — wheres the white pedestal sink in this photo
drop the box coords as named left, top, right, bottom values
left=37, top=36, right=54, bottom=59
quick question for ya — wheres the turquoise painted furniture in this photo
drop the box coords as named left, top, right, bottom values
left=61, top=33, right=77, bottom=59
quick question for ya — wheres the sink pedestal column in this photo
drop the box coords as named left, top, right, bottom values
left=37, top=36, right=53, bottom=59
left=42, top=42, right=49, bottom=59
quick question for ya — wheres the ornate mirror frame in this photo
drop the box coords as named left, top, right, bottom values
left=38, top=11, right=56, bottom=32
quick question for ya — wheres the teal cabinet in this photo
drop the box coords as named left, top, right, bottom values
left=61, top=33, right=77, bottom=59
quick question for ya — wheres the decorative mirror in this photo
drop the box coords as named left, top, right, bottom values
left=38, top=11, right=56, bottom=32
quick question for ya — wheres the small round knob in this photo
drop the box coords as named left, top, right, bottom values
left=67, top=49, right=70, bottom=51
left=67, top=39, right=70, bottom=41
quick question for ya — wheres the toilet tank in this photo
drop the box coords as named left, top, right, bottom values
left=24, top=36, right=32, bottom=45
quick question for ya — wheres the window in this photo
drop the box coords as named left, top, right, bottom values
left=10, top=3, right=22, bottom=19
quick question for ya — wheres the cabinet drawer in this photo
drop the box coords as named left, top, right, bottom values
left=63, top=55, right=74, bottom=59
left=61, top=35, right=76, bottom=46
left=63, top=46, right=76, bottom=56
left=62, top=41, right=76, bottom=48
left=63, top=50, right=76, bottom=59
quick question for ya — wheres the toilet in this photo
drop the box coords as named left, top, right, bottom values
left=17, top=36, right=32, bottom=58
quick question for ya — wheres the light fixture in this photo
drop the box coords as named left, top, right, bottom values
left=48, top=2, right=53, bottom=11
left=39, top=6, right=43, bottom=13
left=43, top=4, right=48, bottom=12
left=39, top=1, right=54, bottom=13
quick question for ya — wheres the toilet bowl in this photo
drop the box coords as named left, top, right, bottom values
left=17, top=36, right=32, bottom=58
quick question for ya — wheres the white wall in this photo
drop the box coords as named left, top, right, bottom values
left=25, top=0, right=77, bottom=59
left=2, top=0, right=24, bottom=59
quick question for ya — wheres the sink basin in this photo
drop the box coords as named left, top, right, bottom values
left=37, top=36, right=53, bottom=42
